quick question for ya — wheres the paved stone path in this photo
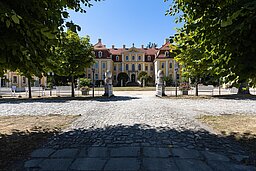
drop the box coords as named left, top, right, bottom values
left=2, top=92, right=255, bottom=170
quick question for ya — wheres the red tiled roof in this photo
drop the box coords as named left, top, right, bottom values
left=109, top=48, right=125, bottom=55
left=159, top=42, right=171, bottom=50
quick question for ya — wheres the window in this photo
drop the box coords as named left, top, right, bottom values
left=22, top=77, right=26, bottom=84
left=95, top=74, right=99, bottom=80
left=150, top=65, right=154, bottom=71
left=114, top=75, right=117, bottom=81
left=13, top=76, right=17, bottom=84
left=169, top=62, right=172, bottom=68
left=132, top=56, right=135, bottom=61
left=132, top=64, right=135, bottom=71
left=88, top=74, right=91, bottom=78
left=145, top=66, right=148, bottom=71
left=102, top=63, right=106, bottom=69
left=116, top=56, right=119, bottom=61
left=98, top=51, right=102, bottom=58
left=126, top=64, right=129, bottom=71
left=138, top=56, right=141, bottom=61
left=119, top=65, right=122, bottom=71
left=114, top=65, right=116, bottom=71
left=126, top=56, right=129, bottom=61
left=165, top=51, right=170, bottom=57
left=147, top=56, right=151, bottom=61
left=95, top=62, right=99, bottom=69
left=138, top=64, right=141, bottom=71
left=161, top=63, right=165, bottom=68
left=102, top=74, right=105, bottom=79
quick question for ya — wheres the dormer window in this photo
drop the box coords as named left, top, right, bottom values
left=147, top=56, right=151, bottom=61
left=165, top=51, right=170, bottom=57
left=98, top=51, right=103, bottom=58
left=116, top=56, right=119, bottom=61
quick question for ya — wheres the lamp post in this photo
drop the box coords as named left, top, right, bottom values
left=47, top=72, right=54, bottom=96
left=92, top=68, right=95, bottom=98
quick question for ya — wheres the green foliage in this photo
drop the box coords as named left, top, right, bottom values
left=52, top=30, right=95, bottom=77
left=163, top=75, right=173, bottom=86
left=79, top=78, right=91, bottom=87
left=146, top=42, right=158, bottom=48
left=117, top=72, right=129, bottom=86
left=0, top=0, right=99, bottom=78
left=167, top=0, right=256, bottom=87
left=50, top=30, right=95, bottom=97
left=138, top=71, right=148, bottom=81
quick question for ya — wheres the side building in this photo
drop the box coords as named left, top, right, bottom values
left=0, top=71, right=46, bottom=91
left=85, top=39, right=182, bottom=86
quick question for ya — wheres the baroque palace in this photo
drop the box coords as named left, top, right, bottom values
left=0, top=39, right=181, bottom=89
left=86, top=38, right=181, bottom=86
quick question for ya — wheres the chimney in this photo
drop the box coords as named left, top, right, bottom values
left=123, top=45, right=126, bottom=49
left=141, top=45, right=144, bottom=49
left=103, top=45, right=106, bottom=48
left=165, top=38, right=170, bottom=44
left=98, top=38, right=102, bottom=43
left=112, top=45, right=115, bottom=49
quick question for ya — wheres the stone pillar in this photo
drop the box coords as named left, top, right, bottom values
left=156, top=70, right=166, bottom=97
left=103, top=70, right=114, bottom=97
left=165, top=61, right=169, bottom=76
left=98, top=61, right=102, bottom=80
left=154, top=61, right=159, bottom=84
left=107, top=60, right=111, bottom=71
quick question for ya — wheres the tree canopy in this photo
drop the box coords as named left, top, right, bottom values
left=0, top=0, right=99, bottom=77
left=51, top=30, right=95, bottom=97
left=167, top=0, right=256, bottom=90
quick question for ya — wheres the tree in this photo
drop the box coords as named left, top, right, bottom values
left=117, top=72, right=129, bottom=87
left=52, top=30, right=95, bottom=97
left=138, top=71, right=149, bottom=86
left=167, top=0, right=256, bottom=94
left=163, top=75, right=173, bottom=86
left=0, top=0, right=99, bottom=78
left=146, top=42, right=158, bottom=49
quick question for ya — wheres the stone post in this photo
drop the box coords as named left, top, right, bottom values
left=156, top=70, right=166, bottom=97
left=103, top=70, right=114, bottom=97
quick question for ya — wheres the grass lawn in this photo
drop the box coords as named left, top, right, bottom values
left=0, top=114, right=79, bottom=169
left=198, top=114, right=256, bottom=165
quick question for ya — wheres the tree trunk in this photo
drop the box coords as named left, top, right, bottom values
left=28, top=77, right=32, bottom=98
left=195, top=82, right=199, bottom=96
left=71, top=75, right=75, bottom=97
left=238, top=82, right=250, bottom=94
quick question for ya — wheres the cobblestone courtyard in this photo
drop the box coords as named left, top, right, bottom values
left=1, top=91, right=256, bottom=170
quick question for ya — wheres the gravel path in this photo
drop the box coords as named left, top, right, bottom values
left=10, top=92, right=255, bottom=170
left=1, top=92, right=255, bottom=131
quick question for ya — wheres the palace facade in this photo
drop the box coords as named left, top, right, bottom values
left=85, top=39, right=182, bottom=86
left=0, top=39, right=182, bottom=89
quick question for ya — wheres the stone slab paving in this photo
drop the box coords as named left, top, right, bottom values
left=3, top=92, right=254, bottom=170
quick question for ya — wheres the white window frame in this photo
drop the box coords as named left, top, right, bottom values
left=98, top=51, right=103, bottom=58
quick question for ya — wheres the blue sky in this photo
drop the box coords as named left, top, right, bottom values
left=68, top=0, right=181, bottom=48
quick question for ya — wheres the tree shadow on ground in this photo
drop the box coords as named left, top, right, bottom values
left=213, top=94, right=256, bottom=101
left=0, top=129, right=60, bottom=170
left=0, top=96, right=140, bottom=104
left=14, top=124, right=256, bottom=170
